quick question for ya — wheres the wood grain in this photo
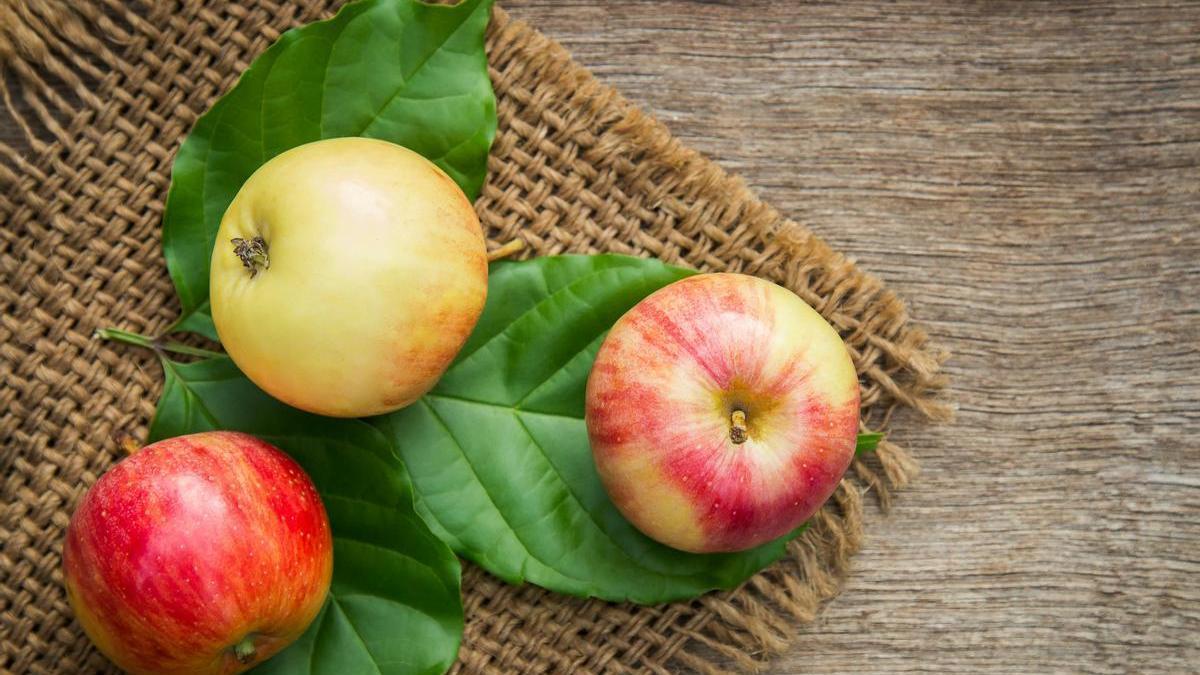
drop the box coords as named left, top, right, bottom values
left=3, top=1, right=1196, bottom=672
left=490, top=2, right=1199, bottom=673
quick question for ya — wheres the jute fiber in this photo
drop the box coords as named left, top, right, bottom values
left=0, top=1, right=949, bottom=672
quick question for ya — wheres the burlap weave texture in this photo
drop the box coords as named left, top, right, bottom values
left=0, top=2, right=947, bottom=672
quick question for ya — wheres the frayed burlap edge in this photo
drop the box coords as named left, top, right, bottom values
left=0, top=2, right=949, bottom=673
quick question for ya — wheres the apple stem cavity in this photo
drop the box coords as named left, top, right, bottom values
left=232, top=236, right=270, bottom=277
left=94, top=327, right=224, bottom=360
left=730, top=409, right=749, bottom=444
left=232, top=635, right=257, bottom=664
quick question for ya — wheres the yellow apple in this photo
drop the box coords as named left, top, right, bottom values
left=210, top=137, right=487, bottom=417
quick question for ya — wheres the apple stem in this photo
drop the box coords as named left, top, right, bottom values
left=487, top=238, right=526, bottom=262
left=232, top=635, right=257, bottom=664
left=730, top=409, right=749, bottom=444
left=232, top=236, right=270, bottom=277
left=94, top=327, right=224, bottom=360
left=116, top=433, right=141, bottom=455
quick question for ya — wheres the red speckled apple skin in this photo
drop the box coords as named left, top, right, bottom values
left=63, top=431, right=332, bottom=675
left=587, top=273, right=859, bottom=554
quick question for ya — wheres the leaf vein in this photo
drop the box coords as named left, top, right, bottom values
left=328, top=597, right=385, bottom=675
left=510, top=412, right=663, bottom=574
left=418, top=398, right=594, bottom=586
left=354, top=1, right=482, bottom=137
left=160, top=359, right=220, bottom=429
left=511, top=334, right=603, bottom=411
left=425, top=393, right=579, bottom=421
left=445, top=263, right=641, bottom=375
left=421, top=394, right=685, bottom=580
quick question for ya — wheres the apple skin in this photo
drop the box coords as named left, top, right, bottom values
left=585, top=273, right=860, bottom=554
left=63, top=431, right=333, bottom=675
left=210, top=137, right=488, bottom=418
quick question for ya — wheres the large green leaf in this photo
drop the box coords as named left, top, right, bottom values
left=161, top=0, right=496, bottom=334
left=150, top=357, right=463, bottom=675
left=373, top=255, right=806, bottom=604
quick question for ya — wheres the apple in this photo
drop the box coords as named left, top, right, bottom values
left=210, top=137, right=488, bottom=418
left=585, top=273, right=860, bottom=554
left=63, top=431, right=333, bottom=675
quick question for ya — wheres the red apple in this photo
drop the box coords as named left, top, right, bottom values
left=63, top=431, right=333, bottom=674
left=586, top=273, right=860, bottom=553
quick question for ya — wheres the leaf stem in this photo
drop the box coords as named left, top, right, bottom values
left=487, top=238, right=526, bottom=262
left=94, top=327, right=224, bottom=360
left=855, top=431, right=885, bottom=455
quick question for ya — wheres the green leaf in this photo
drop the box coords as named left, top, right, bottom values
left=161, top=0, right=496, bottom=333
left=166, top=301, right=218, bottom=342
left=855, top=431, right=884, bottom=455
left=150, top=357, right=463, bottom=675
left=373, top=255, right=806, bottom=604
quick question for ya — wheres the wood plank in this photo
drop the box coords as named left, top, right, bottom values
left=495, top=1, right=1200, bottom=673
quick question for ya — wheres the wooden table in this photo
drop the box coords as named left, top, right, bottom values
left=494, top=2, right=1198, bottom=673
left=3, top=2, right=1196, bottom=672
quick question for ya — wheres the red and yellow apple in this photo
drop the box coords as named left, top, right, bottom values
left=586, top=273, right=860, bottom=553
left=63, top=431, right=333, bottom=675
left=210, top=137, right=488, bottom=418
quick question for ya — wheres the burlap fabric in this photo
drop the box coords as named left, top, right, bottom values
left=0, top=1, right=949, bottom=672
